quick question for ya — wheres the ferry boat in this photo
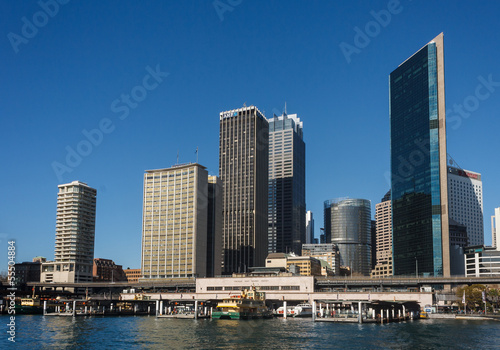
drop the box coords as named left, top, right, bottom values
left=15, top=297, right=43, bottom=315
left=212, top=287, right=273, bottom=320
left=275, top=303, right=313, bottom=318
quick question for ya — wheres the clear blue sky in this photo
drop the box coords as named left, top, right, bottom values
left=1, top=1, right=499, bottom=270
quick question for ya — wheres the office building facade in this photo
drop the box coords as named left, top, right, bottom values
left=324, top=198, right=372, bottom=276
left=390, top=33, right=450, bottom=277
left=371, top=191, right=393, bottom=277
left=301, top=243, right=340, bottom=275
left=41, top=181, right=97, bottom=283
left=306, top=211, right=314, bottom=244
left=219, top=106, right=269, bottom=274
left=141, top=163, right=208, bottom=279
left=448, top=166, right=483, bottom=246
left=268, top=112, right=306, bottom=255
left=207, top=175, right=222, bottom=277
left=491, top=207, right=500, bottom=250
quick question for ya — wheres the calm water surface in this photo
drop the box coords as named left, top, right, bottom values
left=4, top=315, right=500, bottom=349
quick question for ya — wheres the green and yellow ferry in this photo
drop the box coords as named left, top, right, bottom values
left=212, top=287, right=273, bottom=320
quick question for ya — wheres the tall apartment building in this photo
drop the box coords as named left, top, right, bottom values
left=448, top=166, right=483, bottom=246
left=324, top=198, right=372, bottom=276
left=390, top=33, right=450, bottom=277
left=306, top=211, right=314, bottom=244
left=41, top=181, right=97, bottom=283
left=492, top=207, right=500, bottom=250
left=207, top=175, right=222, bottom=277
left=371, top=191, right=393, bottom=277
left=141, top=163, right=208, bottom=279
left=219, top=106, right=269, bottom=274
left=268, top=112, right=306, bottom=255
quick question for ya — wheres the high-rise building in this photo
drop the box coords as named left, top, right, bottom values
left=141, top=163, right=208, bottom=279
left=390, top=33, right=450, bottom=277
left=448, top=166, right=483, bottom=246
left=268, top=111, right=305, bottom=255
left=219, top=106, right=269, bottom=274
left=371, top=190, right=393, bottom=277
left=324, top=198, right=372, bottom=276
left=41, top=181, right=97, bottom=283
left=492, top=207, right=500, bottom=250
left=306, top=211, right=314, bottom=244
left=207, top=175, right=222, bottom=277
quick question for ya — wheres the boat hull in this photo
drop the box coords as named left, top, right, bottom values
left=212, top=311, right=273, bottom=320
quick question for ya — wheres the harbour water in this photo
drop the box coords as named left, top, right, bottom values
left=4, top=315, right=500, bottom=349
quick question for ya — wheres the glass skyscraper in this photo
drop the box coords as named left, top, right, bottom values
left=324, top=198, right=372, bottom=276
left=390, top=33, right=450, bottom=277
left=268, top=112, right=306, bottom=255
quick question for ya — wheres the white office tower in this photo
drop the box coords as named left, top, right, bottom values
left=448, top=166, right=484, bottom=246
left=492, top=207, right=500, bottom=250
left=306, top=211, right=314, bottom=244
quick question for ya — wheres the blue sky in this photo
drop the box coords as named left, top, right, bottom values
left=1, top=0, right=499, bottom=270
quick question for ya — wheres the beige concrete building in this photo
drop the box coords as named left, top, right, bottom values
left=371, top=192, right=393, bottom=277
left=124, top=268, right=141, bottom=283
left=302, top=243, right=340, bottom=276
left=41, top=181, right=97, bottom=283
left=141, top=163, right=208, bottom=280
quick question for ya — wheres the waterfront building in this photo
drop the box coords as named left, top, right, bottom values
left=448, top=166, right=484, bottom=246
left=286, top=256, right=322, bottom=277
left=306, top=211, right=314, bottom=244
left=13, top=261, right=41, bottom=289
left=141, top=163, right=208, bottom=279
left=492, top=207, right=500, bottom=250
left=41, top=181, right=97, bottom=283
left=324, top=198, right=372, bottom=276
left=219, top=106, right=269, bottom=274
left=268, top=111, right=306, bottom=255
left=449, top=219, right=468, bottom=276
left=264, top=252, right=322, bottom=276
left=124, top=268, right=141, bottom=283
left=371, top=220, right=377, bottom=270
left=207, top=175, right=222, bottom=277
left=465, top=245, right=500, bottom=277
left=371, top=191, right=393, bottom=278
left=390, top=33, right=450, bottom=277
left=93, top=258, right=127, bottom=282
left=301, top=243, right=340, bottom=276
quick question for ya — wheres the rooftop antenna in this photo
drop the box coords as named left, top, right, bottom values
left=243, top=102, right=247, bottom=107
left=177, top=150, right=179, bottom=165
left=284, top=102, right=287, bottom=115
left=196, top=146, right=199, bottom=163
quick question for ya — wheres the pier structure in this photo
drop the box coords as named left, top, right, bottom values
left=311, top=300, right=419, bottom=323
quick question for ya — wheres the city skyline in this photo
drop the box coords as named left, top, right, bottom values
left=2, top=2, right=500, bottom=270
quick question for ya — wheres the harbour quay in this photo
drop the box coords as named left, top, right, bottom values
left=23, top=275, right=500, bottom=319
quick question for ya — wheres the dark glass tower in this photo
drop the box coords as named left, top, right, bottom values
left=324, top=198, right=372, bottom=276
left=268, top=112, right=306, bottom=255
left=219, top=106, right=269, bottom=274
left=390, top=33, right=450, bottom=277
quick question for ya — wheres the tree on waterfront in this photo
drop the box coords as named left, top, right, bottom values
left=487, top=288, right=500, bottom=312
left=456, top=284, right=487, bottom=311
